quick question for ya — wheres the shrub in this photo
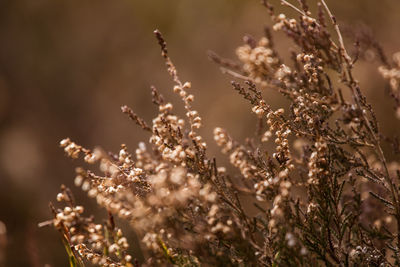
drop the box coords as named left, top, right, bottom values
left=44, top=0, right=400, bottom=266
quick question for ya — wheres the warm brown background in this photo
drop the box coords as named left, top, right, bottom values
left=0, top=0, right=399, bottom=266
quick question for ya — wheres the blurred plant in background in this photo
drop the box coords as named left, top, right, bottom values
left=0, top=221, right=6, bottom=266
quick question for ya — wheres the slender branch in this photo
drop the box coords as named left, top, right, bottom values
left=320, top=0, right=351, bottom=62
left=281, top=0, right=307, bottom=17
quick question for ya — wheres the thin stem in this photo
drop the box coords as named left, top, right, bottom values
left=220, top=67, right=255, bottom=81
left=320, top=0, right=351, bottom=62
left=281, top=0, right=306, bottom=17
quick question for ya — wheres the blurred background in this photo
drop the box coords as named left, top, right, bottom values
left=0, top=0, right=399, bottom=266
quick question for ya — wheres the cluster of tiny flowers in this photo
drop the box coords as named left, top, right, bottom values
left=292, top=89, right=332, bottom=127
left=52, top=187, right=133, bottom=266
left=214, top=127, right=260, bottom=179
left=268, top=194, right=284, bottom=232
left=268, top=157, right=292, bottom=233
left=271, top=10, right=326, bottom=44
left=297, top=53, right=324, bottom=84
left=60, top=138, right=101, bottom=163
left=174, top=83, right=204, bottom=143
left=134, top=142, right=158, bottom=172
left=272, top=123, right=292, bottom=166
left=253, top=175, right=276, bottom=201
left=203, top=204, right=233, bottom=243
left=69, top=152, right=221, bottom=237
left=249, top=97, right=293, bottom=165
left=272, top=13, right=314, bottom=33
left=307, top=138, right=328, bottom=185
left=149, top=111, right=190, bottom=165
left=60, top=138, right=83, bottom=159
left=379, top=52, right=400, bottom=92
left=274, top=64, right=292, bottom=86
left=379, top=52, right=400, bottom=118
left=236, top=37, right=280, bottom=85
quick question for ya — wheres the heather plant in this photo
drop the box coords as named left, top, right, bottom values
left=43, top=0, right=400, bottom=266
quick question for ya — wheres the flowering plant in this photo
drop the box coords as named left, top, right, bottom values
left=46, top=1, right=400, bottom=266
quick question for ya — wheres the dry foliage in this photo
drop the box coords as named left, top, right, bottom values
left=43, top=0, right=400, bottom=266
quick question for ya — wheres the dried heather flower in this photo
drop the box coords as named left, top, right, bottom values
left=45, top=1, right=400, bottom=266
